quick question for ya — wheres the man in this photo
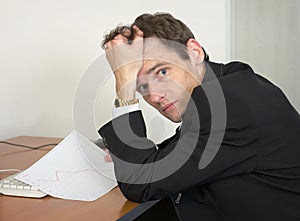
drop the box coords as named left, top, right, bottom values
left=99, top=12, right=300, bottom=220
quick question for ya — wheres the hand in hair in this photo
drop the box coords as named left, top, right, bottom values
left=104, top=25, right=144, bottom=100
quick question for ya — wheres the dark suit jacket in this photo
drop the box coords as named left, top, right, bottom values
left=99, top=61, right=300, bottom=221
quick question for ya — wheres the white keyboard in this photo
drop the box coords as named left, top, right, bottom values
left=0, top=172, right=47, bottom=198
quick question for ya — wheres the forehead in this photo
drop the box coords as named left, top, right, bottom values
left=143, top=38, right=169, bottom=58
left=143, top=38, right=184, bottom=59
left=139, top=38, right=190, bottom=76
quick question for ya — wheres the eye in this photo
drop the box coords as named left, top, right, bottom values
left=158, top=68, right=167, bottom=76
left=137, top=84, right=148, bottom=94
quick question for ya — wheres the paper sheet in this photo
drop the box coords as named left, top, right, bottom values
left=16, top=130, right=117, bottom=201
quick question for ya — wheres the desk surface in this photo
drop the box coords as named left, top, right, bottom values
left=0, top=136, right=138, bottom=221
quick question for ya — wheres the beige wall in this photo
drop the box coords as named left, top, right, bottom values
left=0, top=0, right=230, bottom=141
left=232, top=0, right=300, bottom=112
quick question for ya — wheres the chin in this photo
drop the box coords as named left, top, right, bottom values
left=160, top=110, right=182, bottom=123
left=172, top=119, right=182, bottom=123
left=167, top=115, right=182, bottom=123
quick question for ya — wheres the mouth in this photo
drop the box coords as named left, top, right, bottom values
left=162, top=101, right=177, bottom=113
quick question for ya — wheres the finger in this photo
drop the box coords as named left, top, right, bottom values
left=132, top=25, right=144, bottom=40
left=104, top=41, right=112, bottom=51
left=113, top=33, right=128, bottom=41
left=104, top=154, right=113, bottom=162
left=107, top=34, right=129, bottom=49
left=121, top=27, right=131, bottom=38
left=104, top=150, right=113, bottom=162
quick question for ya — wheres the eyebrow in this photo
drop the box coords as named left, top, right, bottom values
left=136, top=62, right=169, bottom=88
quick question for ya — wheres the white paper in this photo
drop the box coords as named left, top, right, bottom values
left=16, top=130, right=117, bottom=201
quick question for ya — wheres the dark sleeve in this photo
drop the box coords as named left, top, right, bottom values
left=99, top=74, right=260, bottom=203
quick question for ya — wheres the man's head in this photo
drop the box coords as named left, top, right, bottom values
left=102, top=12, right=209, bottom=61
left=103, top=13, right=208, bottom=122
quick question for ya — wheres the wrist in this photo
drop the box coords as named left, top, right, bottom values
left=116, top=82, right=137, bottom=100
left=114, top=66, right=140, bottom=99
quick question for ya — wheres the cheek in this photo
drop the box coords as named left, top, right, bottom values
left=181, top=76, right=198, bottom=95
left=166, top=79, right=188, bottom=97
left=142, top=95, right=150, bottom=103
left=143, top=96, right=157, bottom=108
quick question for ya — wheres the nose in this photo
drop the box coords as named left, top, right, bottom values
left=148, top=84, right=164, bottom=103
left=149, top=93, right=163, bottom=103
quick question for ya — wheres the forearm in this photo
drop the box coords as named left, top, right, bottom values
left=99, top=84, right=260, bottom=202
left=98, top=111, right=206, bottom=202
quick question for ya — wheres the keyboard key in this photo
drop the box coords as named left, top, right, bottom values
left=0, top=172, right=47, bottom=198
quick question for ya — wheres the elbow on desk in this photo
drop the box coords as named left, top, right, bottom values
left=118, top=182, right=160, bottom=203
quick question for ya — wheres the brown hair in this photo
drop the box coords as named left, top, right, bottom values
left=102, top=12, right=209, bottom=61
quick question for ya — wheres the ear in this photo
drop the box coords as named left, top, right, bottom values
left=186, top=39, right=205, bottom=63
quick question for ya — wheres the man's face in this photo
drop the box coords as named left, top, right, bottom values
left=136, top=39, right=200, bottom=122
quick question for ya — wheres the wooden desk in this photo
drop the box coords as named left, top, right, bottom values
left=0, top=136, right=138, bottom=221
